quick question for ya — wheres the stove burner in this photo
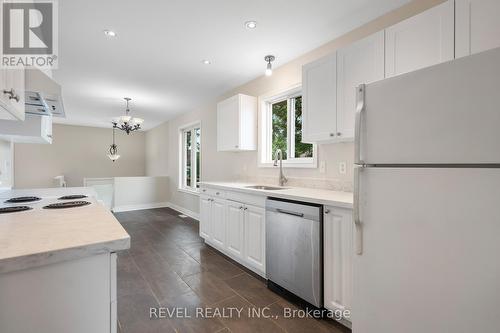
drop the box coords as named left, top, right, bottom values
left=43, top=201, right=91, bottom=209
left=5, top=196, right=41, bottom=203
left=0, top=206, right=32, bottom=214
left=58, top=195, right=88, bottom=200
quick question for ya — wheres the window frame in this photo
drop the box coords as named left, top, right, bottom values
left=178, top=121, right=202, bottom=195
left=258, top=85, right=317, bottom=168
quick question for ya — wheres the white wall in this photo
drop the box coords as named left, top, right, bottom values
left=14, top=124, right=146, bottom=188
left=145, top=0, right=447, bottom=215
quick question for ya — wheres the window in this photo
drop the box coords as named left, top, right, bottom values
left=260, top=86, right=316, bottom=167
left=179, top=122, right=201, bottom=192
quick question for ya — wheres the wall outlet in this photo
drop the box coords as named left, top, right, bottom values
left=319, top=161, right=326, bottom=173
left=339, top=162, right=347, bottom=175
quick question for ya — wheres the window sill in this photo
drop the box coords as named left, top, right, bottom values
left=177, top=187, right=200, bottom=196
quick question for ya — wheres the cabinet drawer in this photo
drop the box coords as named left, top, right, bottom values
left=225, top=191, right=266, bottom=208
left=200, top=187, right=226, bottom=199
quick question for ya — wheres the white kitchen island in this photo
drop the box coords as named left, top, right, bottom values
left=0, top=187, right=130, bottom=333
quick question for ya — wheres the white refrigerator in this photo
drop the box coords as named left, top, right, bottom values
left=353, top=47, right=500, bottom=333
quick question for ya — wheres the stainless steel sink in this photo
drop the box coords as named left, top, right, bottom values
left=245, top=185, right=288, bottom=190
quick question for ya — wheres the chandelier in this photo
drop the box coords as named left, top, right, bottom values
left=107, top=127, right=120, bottom=162
left=112, top=97, right=144, bottom=134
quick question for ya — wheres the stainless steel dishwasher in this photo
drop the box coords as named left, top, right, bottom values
left=266, top=198, right=323, bottom=308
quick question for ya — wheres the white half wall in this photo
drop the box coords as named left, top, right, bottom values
left=112, top=176, right=169, bottom=212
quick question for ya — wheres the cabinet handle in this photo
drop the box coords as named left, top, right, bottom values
left=216, top=192, right=220, bottom=195
left=244, top=207, right=248, bottom=210
left=235, top=145, right=239, bottom=149
left=329, top=133, right=335, bottom=137
left=3, top=89, right=20, bottom=103
left=325, top=209, right=330, bottom=214
left=46, top=134, right=53, bottom=138
left=337, top=132, right=342, bottom=137
left=239, top=206, right=243, bottom=210
left=202, top=189, right=206, bottom=192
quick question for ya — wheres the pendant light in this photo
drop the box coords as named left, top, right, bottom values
left=107, top=127, right=120, bottom=162
left=264, top=55, right=275, bottom=76
left=112, top=97, right=144, bottom=135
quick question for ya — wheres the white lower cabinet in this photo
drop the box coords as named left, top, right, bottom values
left=225, top=201, right=245, bottom=260
left=0, top=253, right=117, bottom=333
left=199, top=190, right=266, bottom=276
left=243, top=204, right=266, bottom=274
left=210, top=198, right=226, bottom=250
left=199, top=196, right=212, bottom=240
left=324, top=206, right=353, bottom=320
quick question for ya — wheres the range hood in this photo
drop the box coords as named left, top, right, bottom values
left=25, top=69, right=65, bottom=118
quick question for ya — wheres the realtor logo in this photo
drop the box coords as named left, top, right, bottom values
left=1, top=0, right=58, bottom=68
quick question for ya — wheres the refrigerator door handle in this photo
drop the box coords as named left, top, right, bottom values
left=353, top=165, right=363, bottom=255
left=355, top=84, right=365, bottom=165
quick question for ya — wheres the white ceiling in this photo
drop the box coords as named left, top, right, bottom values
left=54, top=0, right=410, bottom=130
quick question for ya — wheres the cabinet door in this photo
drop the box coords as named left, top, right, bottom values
left=337, top=31, right=384, bottom=140
left=217, top=95, right=240, bottom=151
left=225, top=201, right=245, bottom=260
left=0, top=69, right=25, bottom=121
left=199, top=196, right=212, bottom=240
left=210, top=198, right=226, bottom=249
left=41, top=115, right=53, bottom=144
left=244, top=204, right=266, bottom=274
left=302, top=53, right=337, bottom=143
left=385, top=0, right=454, bottom=78
left=456, top=0, right=500, bottom=58
left=324, top=206, right=353, bottom=316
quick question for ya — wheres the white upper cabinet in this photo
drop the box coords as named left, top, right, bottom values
left=217, top=94, right=257, bottom=152
left=337, top=31, right=384, bottom=140
left=456, top=0, right=500, bottom=58
left=0, top=114, right=52, bottom=144
left=0, top=68, right=25, bottom=121
left=302, top=53, right=337, bottom=143
left=385, top=0, right=454, bottom=78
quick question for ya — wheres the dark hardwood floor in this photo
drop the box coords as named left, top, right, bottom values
left=114, top=207, right=350, bottom=333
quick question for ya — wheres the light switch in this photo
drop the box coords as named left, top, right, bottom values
left=339, top=162, right=347, bottom=175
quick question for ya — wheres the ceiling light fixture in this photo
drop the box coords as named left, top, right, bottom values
left=264, top=55, right=275, bottom=76
left=107, top=127, right=120, bottom=162
left=112, top=97, right=144, bottom=135
left=245, top=20, right=257, bottom=29
left=103, top=30, right=117, bottom=37
left=202, top=59, right=211, bottom=65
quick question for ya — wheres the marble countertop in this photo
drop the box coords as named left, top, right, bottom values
left=200, top=181, right=353, bottom=209
left=0, top=196, right=130, bottom=274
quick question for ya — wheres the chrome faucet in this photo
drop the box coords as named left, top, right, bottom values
left=273, top=149, right=288, bottom=187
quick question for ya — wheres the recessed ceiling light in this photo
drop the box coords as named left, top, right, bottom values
left=103, top=30, right=117, bottom=37
left=245, top=21, right=257, bottom=29
left=201, top=59, right=211, bottom=65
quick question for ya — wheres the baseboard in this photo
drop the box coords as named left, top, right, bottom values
left=167, top=202, right=200, bottom=220
left=112, top=202, right=170, bottom=213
